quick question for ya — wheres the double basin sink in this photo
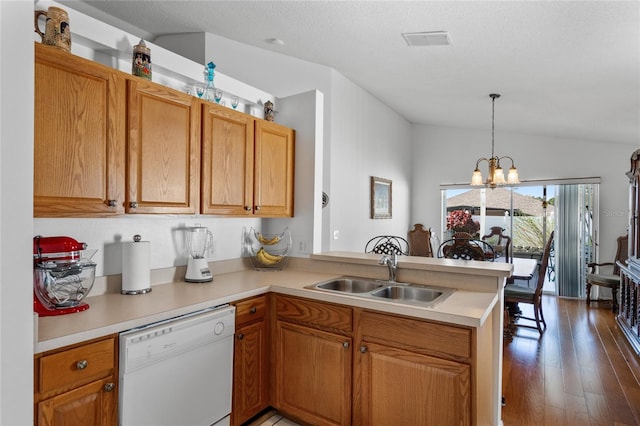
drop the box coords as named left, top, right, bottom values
left=305, top=277, right=454, bottom=308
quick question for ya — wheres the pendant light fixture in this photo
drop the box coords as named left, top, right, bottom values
left=470, top=94, right=519, bottom=189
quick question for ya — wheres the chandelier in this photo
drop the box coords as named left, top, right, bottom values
left=470, top=94, right=519, bottom=189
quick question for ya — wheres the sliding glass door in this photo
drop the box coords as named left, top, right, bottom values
left=441, top=180, right=598, bottom=296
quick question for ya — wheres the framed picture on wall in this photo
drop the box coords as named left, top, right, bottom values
left=370, top=176, right=392, bottom=219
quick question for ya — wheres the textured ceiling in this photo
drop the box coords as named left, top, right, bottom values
left=60, top=0, right=640, bottom=145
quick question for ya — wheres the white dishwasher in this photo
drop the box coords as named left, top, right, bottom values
left=119, top=305, right=235, bottom=426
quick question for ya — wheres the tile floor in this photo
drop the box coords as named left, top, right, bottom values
left=256, top=414, right=299, bottom=426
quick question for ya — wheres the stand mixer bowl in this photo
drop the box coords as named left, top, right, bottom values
left=33, top=235, right=97, bottom=315
left=34, top=261, right=96, bottom=308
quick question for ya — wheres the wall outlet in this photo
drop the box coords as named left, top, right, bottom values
left=298, top=240, right=309, bottom=254
left=333, top=230, right=340, bottom=240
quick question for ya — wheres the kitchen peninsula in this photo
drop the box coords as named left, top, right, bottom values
left=35, top=253, right=511, bottom=426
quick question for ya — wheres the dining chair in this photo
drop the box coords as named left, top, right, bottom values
left=407, top=224, right=434, bottom=257
left=481, top=226, right=512, bottom=263
left=437, top=236, right=495, bottom=261
left=364, top=235, right=410, bottom=256
left=586, top=233, right=628, bottom=313
left=504, top=231, right=555, bottom=335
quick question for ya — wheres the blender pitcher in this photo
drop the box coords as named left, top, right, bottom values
left=185, top=226, right=213, bottom=282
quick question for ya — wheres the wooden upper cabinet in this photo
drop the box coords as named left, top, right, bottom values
left=34, top=43, right=125, bottom=216
left=201, top=105, right=295, bottom=217
left=254, top=120, right=295, bottom=217
left=201, top=103, right=254, bottom=215
left=34, top=43, right=294, bottom=218
left=126, top=79, right=200, bottom=214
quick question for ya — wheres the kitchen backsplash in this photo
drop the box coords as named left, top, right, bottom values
left=34, top=216, right=261, bottom=277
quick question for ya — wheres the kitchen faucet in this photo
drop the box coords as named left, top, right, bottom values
left=378, top=253, right=398, bottom=282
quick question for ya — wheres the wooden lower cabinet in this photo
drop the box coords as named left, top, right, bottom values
left=275, top=321, right=352, bottom=426
left=37, top=377, right=117, bottom=426
left=272, top=295, right=476, bottom=426
left=273, top=295, right=352, bottom=426
left=232, top=295, right=270, bottom=425
left=34, top=335, right=118, bottom=426
left=357, top=341, right=470, bottom=425
left=355, top=310, right=473, bottom=426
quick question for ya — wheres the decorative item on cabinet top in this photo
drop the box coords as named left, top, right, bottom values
left=132, top=39, right=152, bottom=80
left=264, top=100, right=275, bottom=121
left=34, top=6, right=71, bottom=53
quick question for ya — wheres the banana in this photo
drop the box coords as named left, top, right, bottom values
left=255, top=230, right=281, bottom=245
left=254, top=249, right=272, bottom=265
left=261, top=249, right=284, bottom=262
left=255, top=248, right=283, bottom=266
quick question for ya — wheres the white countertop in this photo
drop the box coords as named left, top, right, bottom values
left=36, top=260, right=504, bottom=354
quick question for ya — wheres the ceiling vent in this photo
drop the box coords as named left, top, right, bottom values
left=402, top=31, right=451, bottom=47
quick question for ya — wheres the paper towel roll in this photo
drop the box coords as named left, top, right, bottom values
left=121, top=237, right=151, bottom=295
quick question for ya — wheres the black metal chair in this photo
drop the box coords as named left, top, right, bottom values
left=437, top=237, right=495, bottom=261
left=365, top=236, right=410, bottom=256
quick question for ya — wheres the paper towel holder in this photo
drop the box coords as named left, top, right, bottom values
left=121, top=234, right=152, bottom=295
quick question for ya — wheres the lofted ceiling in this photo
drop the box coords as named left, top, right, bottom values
left=60, top=0, right=639, bottom=145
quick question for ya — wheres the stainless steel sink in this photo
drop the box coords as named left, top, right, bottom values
left=371, top=285, right=444, bottom=303
left=306, top=277, right=454, bottom=308
left=315, top=278, right=385, bottom=293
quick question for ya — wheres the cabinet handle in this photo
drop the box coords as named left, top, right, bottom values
left=244, top=206, right=252, bottom=211
left=343, top=341, right=350, bottom=349
left=76, top=360, right=88, bottom=370
left=103, top=382, right=115, bottom=392
left=249, top=307, right=257, bottom=314
left=237, top=333, right=244, bottom=340
left=359, top=346, right=368, bottom=353
left=106, top=199, right=117, bottom=207
left=255, top=205, right=261, bottom=211
left=129, top=201, right=138, bottom=209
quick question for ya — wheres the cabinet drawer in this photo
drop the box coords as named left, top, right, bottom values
left=360, top=311, right=472, bottom=362
left=235, top=295, right=268, bottom=328
left=276, top=295, right=352, bottom=334
left=38, top=337, right=115, bottom=395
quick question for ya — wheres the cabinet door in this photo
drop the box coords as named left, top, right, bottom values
left=37, top=377, right=117, bottom=426
left=126, top=80, right=200, bottom=214
left=275, top=321, right=351, bottom=426
left=233, top=320, right=269, bottom=425
left=254, top=120, right=295, bottom=217
left=201, top=104, right=254, bottom=215
left=356, top=341, right=471, bottom=426
left=34, top=43, right=125, bottom=216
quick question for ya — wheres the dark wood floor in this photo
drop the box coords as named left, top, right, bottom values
left=502, top=296, right=640, bottom=425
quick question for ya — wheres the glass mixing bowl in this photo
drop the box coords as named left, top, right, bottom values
left=34, top=260, right=96, bottom=308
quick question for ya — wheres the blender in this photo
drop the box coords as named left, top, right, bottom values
left=185, top=226, right=213, bottom=282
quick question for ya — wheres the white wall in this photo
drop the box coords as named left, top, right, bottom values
left=1, top=2, right=34, bottom=424
left=270, top=90, right=325, bottom=255
left=411, top=124, right=634, bottom=259
left=328, top=70, right=412, bottom=251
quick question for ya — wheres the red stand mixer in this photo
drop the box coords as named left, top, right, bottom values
left=33, top=236, right=97, bottom=316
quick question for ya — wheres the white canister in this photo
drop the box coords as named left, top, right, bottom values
left=121, top=235, right=152, bottom=295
